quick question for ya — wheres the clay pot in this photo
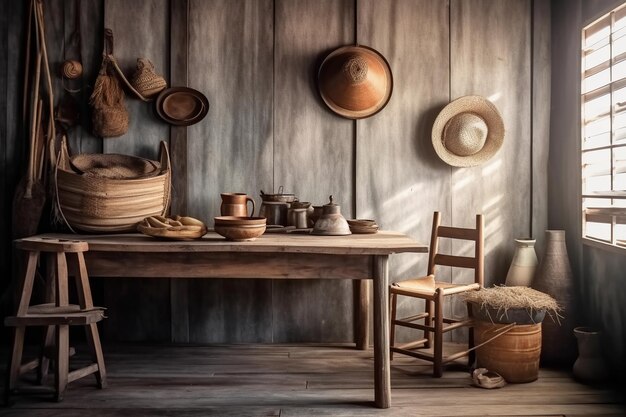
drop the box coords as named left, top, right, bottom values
left=505, top=238, right=538, bottom=286
left=573, top=327, right=610, bottom=383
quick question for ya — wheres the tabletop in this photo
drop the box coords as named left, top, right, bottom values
left=24, top=231, right=428, bottom=255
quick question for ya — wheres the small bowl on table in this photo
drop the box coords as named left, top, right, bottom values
left=347, top=219, right=379, bottom=234
left=214, top=216, right=267, bottom=241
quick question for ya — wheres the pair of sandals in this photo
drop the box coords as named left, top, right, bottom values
left=472, top=368, right=507, bottom=389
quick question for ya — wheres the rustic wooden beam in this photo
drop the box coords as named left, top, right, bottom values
left=169, top=0, right=190, bottom=344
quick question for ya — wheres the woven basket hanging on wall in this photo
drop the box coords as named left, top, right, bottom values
left=90, top=29, right=129, bottom=138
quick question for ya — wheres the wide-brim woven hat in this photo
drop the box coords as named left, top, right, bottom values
left=431, top=96, right=504, bottom=167
left=317, top=45, right=393, bottom=119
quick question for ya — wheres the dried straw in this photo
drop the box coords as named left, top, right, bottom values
left=463, top=285, right=562, bottom=323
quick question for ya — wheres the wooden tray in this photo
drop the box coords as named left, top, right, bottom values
left=137, top=223, right=207, bottom=240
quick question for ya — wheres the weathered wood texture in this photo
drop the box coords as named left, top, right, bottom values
left=448, top=0, right=532, bottom=341
left=356, top=0, right=451, bottom=343
left=2, top=343, right=625, bottom=415
left=169, top=0, right=190, bottom=344
left=62, top=0, right=103, bottom=155
left=0, top=0, right=551, bottom=346
left=272, top=0, right=355, bottom=344
left=102, top=0, right=171, bottom=342
left=0, top=0, right=26, bottom=341
left=103, top=0, right=169, bottom=158
left=532, top=0, right=550, bottom=259
left=184, top=0, right=275, bottom=343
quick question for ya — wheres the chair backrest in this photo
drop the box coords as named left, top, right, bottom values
left=426, top=211, right=484, bottom=287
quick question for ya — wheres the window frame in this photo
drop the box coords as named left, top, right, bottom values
left=581, top=3, right=626, bottom=252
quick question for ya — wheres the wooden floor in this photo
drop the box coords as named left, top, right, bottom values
left=1, top=343, right=624, bottom=416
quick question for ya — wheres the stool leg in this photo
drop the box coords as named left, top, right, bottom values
left=38, top=325, right=55, bottom=385
left=55, top=325, right=69, bottom=402
left=17, top=251, right=39, bottom=316
left=85, top=324, right=107, bottom=388
left=39, top=254, right=57, bottom=385
left=5, top=326, right=26, bottom=402
left=75, top=252, right=107, bottom=388
left=55, top=252, right=69, bottom=307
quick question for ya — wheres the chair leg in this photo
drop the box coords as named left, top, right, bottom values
left=424, top=299, right=434, bottom=349
left=389, top=292, right=397, bottom=360
left=55, top=325, right=69, bottom=402
left=433, top=290, right=444, bottom=378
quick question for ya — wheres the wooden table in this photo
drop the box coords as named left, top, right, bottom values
left=31, top=231, right=427, bottom=408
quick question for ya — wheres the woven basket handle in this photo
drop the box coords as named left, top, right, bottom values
left=159, top=140, right=170, bottom=170
left=102, top=28, right=150, bottom=102
left=158, top=140, right=172, bottom=216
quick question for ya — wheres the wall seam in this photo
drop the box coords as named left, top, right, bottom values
left=353, top=0, right=357, bottom=218
left=530, top=0, right=535, bottom=239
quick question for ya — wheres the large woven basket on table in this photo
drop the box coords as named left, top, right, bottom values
left=56, top=139, right=171, bottom=233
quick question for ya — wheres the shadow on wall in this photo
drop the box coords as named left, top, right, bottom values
left=582, top=244, right=626, bottom=375
left=414, top=103, right=449, bottom=170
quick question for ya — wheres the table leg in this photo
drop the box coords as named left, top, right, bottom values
left=354, top=279, right=370, bottom=350
left=373, top=255, right=390, bottom=409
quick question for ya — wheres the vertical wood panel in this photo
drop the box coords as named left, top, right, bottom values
left=532, top=0, right=551, bottom=258
left=103, top=0, right=169, bottom=158
left=169, top=0, right=190, bottom=343
left=102, top=0, right=171, bottom=341
left=272, top=0, right=355, bottom=343
left=450, top=0, right=531, bottom=294
left=186, top=0, right=274, bottom=343
left=65, top=0, right=103, bottom=155
left=357, top=0, right=450, bottom=343
left=0, top=0, right=24, bottom=325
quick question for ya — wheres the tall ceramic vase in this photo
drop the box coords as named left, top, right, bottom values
left=505, top=238, right=538, bottom=286
left=532, top=230, right=577, bottom=366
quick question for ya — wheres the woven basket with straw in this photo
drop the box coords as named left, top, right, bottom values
left=131, top=58, right=167, bottom=98
left=56, top=138, right=171, bottom=233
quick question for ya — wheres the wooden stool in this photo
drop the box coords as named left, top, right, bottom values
left=4, top=237, right=107, bottom=402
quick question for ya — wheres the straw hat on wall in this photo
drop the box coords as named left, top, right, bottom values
left=431, top=96, right=505, bottom=167
left=317, top=45, right=393, bottom=119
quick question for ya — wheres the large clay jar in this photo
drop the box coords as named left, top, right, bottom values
left=532, top=230, right=577, bottom=366
left=505, top=238, right=538, bottom=287
left=573, top=327, right=609, bottom=383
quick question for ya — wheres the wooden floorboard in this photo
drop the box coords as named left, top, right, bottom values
left=1, top=343, right=624, bottom=416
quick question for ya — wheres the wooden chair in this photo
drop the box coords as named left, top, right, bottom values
left=4, top=237, right=107, bottom=402
left=389, top=211, right=483, bottom=377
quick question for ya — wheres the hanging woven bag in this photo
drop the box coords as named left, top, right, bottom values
left=131, top=58, right=167, bottom=98
left=90, top=29, right=129, bottom=137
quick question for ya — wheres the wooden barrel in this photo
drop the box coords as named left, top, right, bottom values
left=475, top=321, right=542, bottom=383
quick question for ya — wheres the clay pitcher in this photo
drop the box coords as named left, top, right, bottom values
left=220, top=193, right=255, bottom=217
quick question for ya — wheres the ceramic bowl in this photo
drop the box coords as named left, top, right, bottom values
left=214, top=216, right=267, bottom=241
left=347, top=219, right=377, bottom=227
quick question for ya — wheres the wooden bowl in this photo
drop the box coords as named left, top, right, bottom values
left=214, top=216, right=267, bottom=226
left=214, top=216, right=267, bottom=241
left=347, top=219, right=377, bottom=227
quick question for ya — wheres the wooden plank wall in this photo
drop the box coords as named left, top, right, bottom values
left=0, top=0, right=550, bottom=344
left=272, top=0, right=355, bottom=343
left=185, top=0, right=274, bottom=343
left=101, top=0, right=171, bottom=341
left=356, top=0, right=451, bottom=341
left=449, top=0, right=532, bottom=329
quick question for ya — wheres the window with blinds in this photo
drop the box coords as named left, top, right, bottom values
left=582, top=3, right=626, bottom=248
